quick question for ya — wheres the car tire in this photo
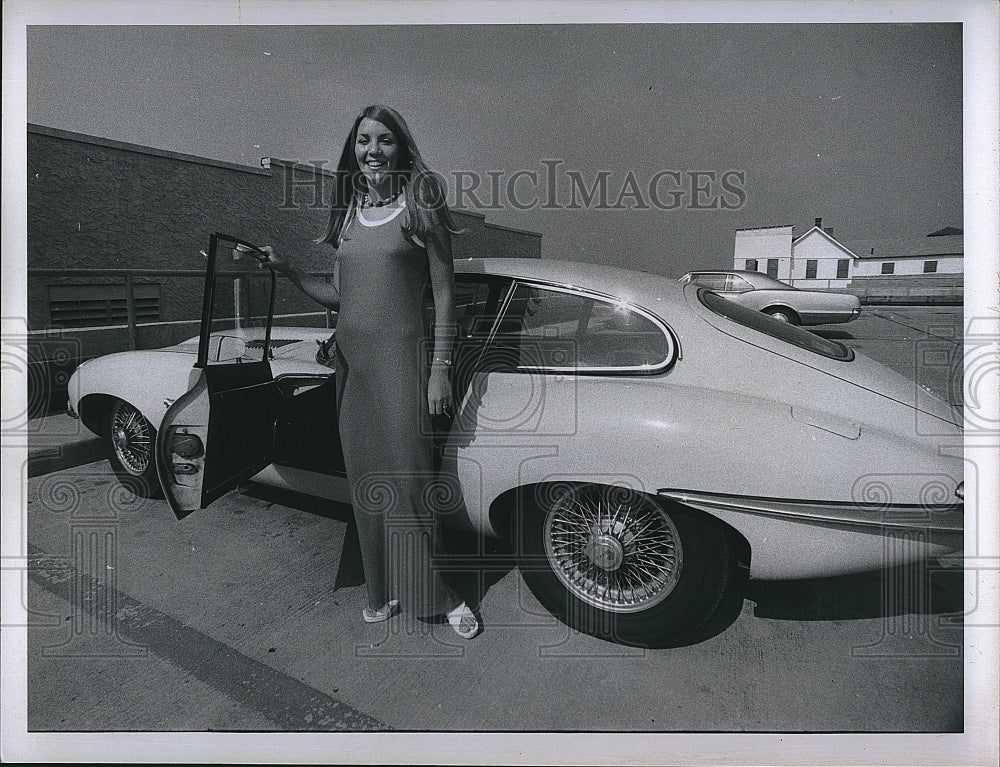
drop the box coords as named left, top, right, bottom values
left=107, top=398, right=163, bottom=498
left=512, top=483, right=735, bottom=647
left=764, top=307, right=799, bottom=324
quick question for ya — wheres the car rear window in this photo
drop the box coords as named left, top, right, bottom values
left=698, top=289, right=855, bottom=361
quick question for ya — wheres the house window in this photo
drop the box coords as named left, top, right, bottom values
left=837, top=259, right=850, bottom=279
left=923, top=260, right=938, bottom=274
left=805, top=260, right=818, bottom=279
left=48, top=283, right=161, bottom=328
left=745, top=259, right=758, bottom=271
left=766, top=259, right=778, bottom=278
left=880, top=262, right=895, bottom=275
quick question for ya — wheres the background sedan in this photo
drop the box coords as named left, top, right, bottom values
left=678, top=269, right=862, bottom=325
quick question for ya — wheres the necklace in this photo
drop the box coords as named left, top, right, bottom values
left=361, top=187, right=404, bottom=208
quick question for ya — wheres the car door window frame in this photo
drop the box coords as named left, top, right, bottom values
left=485, top=279, right=679, bottom=376
left=197, top=232, right=276, bottom=369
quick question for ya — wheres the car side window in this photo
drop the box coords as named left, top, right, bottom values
left=493, top=283, right=675, bottom=374
left=423, top=276, right=503, bottom=338
left=726, top=275, right=754, bottom=293
left=691, top=273, right=728, bottom=291
left=454, top=279, right=494, bottom=338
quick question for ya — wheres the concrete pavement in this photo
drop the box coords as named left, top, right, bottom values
left=25, top=465, right=964, bottom=731
left=25, top=412, right=105, bottom=477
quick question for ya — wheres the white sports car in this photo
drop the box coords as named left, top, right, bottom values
left=67, top=233, right=963, bottom=646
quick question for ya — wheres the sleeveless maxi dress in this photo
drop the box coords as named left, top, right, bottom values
left=333, top=200, right=461, bottom=618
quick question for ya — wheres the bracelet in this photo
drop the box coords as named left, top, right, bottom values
left=432, top=356, right=453, bottom=366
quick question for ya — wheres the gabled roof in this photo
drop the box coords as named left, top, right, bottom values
left=791, top=226, right=860, bottom=259
left=843, top=235, right=964, bottom=259
left=735, top=224, right=794, bottom=232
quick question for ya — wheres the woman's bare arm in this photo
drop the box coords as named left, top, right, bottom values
left=426, top=227, right=457, bottom=415
left=260, top=246, right=340, bottom=311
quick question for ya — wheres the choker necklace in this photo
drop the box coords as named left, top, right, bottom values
left=361, top=188, right=404, bottom=208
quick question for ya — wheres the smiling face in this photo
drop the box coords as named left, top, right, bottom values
left=354, top=117, right=401, bottom=194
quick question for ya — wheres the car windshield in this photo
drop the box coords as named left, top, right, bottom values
left=698, top=289, right=854, bottom=361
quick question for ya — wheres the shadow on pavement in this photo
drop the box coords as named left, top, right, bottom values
left=747, top=562, right=963, bottom=621
left=239, top=484, right=518, bottom=600
left=238, top=483, right=365, bottom=588
left=236, top=484, right=964, bottom=647
left=441, top=527, right=518, bottom=610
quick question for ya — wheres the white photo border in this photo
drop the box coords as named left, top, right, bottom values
left=2, top=1, right=997, bottom=764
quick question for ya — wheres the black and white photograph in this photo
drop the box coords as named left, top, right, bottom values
left=2, top=1, right=998, bottom=764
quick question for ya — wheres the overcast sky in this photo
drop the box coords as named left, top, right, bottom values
left=25, top=22, right=963, bottom=276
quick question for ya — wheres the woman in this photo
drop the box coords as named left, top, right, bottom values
left=261, top=105, right=479, bottom=639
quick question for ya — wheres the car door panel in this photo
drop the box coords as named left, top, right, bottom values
left=203, top=364, right=281, bottom=500
left=271, top=373, right=345, bottom=475
left=156, top=233, right=282, bottom=518
left=430, top=276, right=512, bottom=460
left=157, top=363, right=280, bottom=517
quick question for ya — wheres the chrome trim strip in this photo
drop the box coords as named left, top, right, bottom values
left=487, top=279, right=518, bottom=347
left=657, top=489, right=963, bottom=532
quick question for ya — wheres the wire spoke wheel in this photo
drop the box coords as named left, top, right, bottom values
left=543, top=488, right=682, bottom=613
left=111, top=400, right=153, bottom=475
left=514, top=483, right=735, bottom=646
left=106, top=398, right=162, bottom=498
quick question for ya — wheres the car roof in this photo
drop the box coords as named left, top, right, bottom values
left=455, top=257, right=686, bottom=307
left=683, top=269, right=791, bottom=289
left=685, top=269, right=756, bottom=275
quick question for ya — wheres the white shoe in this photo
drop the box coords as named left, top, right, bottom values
left=446, top=602, right=480, bottom=639
left=362, top=599, right=400, bottom=623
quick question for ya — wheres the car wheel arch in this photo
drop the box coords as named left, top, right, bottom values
left=81, top=392, right=164, bottom=434
left=497, top=480, right=751, bottom=645
left=489, top=480, right=751, bottom=567
left=78, top=393, right=119, bottom=437
left=762, top=305, right=801, bottom=324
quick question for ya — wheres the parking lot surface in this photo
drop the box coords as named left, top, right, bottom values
left=23, top=306, right=967, bottom=732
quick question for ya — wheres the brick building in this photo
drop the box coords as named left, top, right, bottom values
left=26, top=124, right=541, bottom=413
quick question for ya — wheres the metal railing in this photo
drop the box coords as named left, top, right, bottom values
left=28, top=267, right=337, bottom=351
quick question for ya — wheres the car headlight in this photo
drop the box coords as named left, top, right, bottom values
left=955, top=481, right=964, bottom=500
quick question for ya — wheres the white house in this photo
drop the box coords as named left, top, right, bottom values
left=733, top=219, right=963, bottom=288
left=843, top=229, right=964, bottom=277
left=732, top=225, right=795, bottom=282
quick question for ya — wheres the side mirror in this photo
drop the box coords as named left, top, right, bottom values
left=207, top=335, right=247, bottom=363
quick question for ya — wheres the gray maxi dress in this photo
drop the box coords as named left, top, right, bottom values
left=333, top=200, right=461, bottom=618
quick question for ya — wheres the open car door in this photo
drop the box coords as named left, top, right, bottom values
left=156, top=233, right=279, bottom=518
